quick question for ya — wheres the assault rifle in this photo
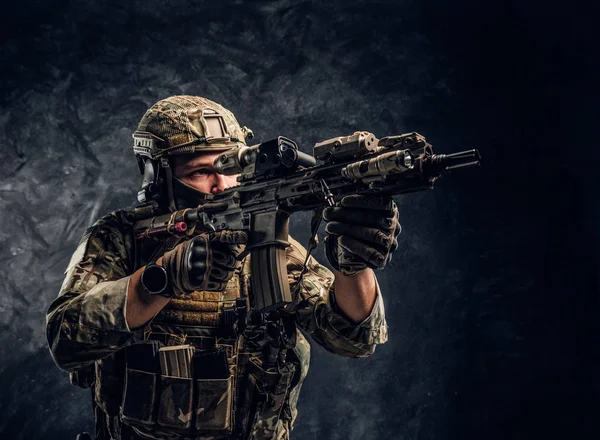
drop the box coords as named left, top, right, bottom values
left=134, top=132, right=479, bottom=313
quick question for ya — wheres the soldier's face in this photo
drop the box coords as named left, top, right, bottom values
left=172, top=152, right=238, bottom=194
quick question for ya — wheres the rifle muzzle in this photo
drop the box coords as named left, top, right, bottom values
left=422, top=149, right=481, bottom=174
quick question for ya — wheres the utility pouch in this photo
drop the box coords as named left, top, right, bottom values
left=233, top=351, right=258, bottom=438
left=121, top=342, right=161, bottom=426
left=247, top=357, right=297, bottom=436
left=193, top=347, right=234, bottom=431
left=157, top=345, right=195, bottom=430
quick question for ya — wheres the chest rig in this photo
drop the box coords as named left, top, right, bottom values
left=149, top=263, right=250, bottom=345
left=127, top=211, right=302, bottom=439
left=134, top=218, right=250, bottom=340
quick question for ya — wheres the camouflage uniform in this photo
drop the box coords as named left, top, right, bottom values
left=46, top=208, right=388, bottom=440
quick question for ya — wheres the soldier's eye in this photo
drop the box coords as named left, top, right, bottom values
left=189, top=169, right=210, bottom=177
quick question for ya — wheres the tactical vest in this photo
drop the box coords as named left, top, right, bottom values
left=87, top=228, right=310, bottom=440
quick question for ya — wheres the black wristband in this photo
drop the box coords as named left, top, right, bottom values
left=140, top=263, right=173, bottom=298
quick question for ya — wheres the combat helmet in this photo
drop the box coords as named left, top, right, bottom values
left=133, top=95, right=253, bottom=211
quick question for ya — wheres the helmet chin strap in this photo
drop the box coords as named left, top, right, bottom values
left=161, top=157, right=177, bottom=212
left=170, top=175, right=210, bottom=210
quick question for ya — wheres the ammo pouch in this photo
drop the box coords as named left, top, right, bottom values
left=121, top=342, right=234, bottom=434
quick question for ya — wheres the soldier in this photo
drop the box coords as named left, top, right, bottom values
left=46, top=96, right=400, bottom=440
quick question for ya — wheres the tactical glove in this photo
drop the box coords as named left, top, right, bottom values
left=162, top=230, right=248, bottom=296
left=323, top=194, right=401, bottom=275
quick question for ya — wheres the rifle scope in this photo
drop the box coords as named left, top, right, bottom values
left=214, top=137, right=316, bottom=176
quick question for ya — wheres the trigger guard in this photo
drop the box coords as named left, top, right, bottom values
left=203, top=221, right=216, bottom=232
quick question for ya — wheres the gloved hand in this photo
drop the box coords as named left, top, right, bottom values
left=323, top=194, right=401, bottom=275
left=162, top=230, right=248, bottom=296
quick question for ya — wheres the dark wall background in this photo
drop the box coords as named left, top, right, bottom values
left=1, top=0, right=598, bottom=439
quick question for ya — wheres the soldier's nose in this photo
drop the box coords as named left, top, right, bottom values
left=211, top=174, right=227, bottom=194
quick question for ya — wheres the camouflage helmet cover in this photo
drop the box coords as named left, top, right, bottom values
left=133, top=95, right=249, bottom=159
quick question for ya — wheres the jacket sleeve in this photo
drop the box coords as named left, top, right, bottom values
left=286, top=236, right=388, bottom=358
left=46, top=212, right=142, bottom=372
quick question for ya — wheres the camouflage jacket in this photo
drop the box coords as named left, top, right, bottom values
left=46, top=209, right=388, bottom=440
